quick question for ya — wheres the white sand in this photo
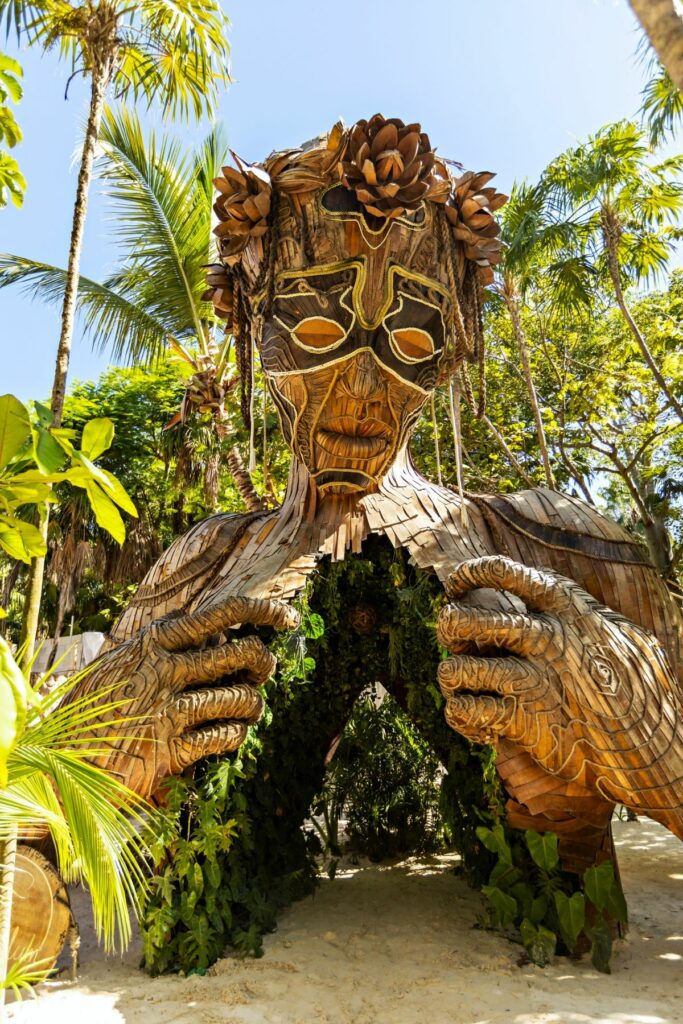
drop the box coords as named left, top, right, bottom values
left=7, top=818, right=683, bottom=1024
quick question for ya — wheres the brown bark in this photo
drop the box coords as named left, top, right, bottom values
left=502, top=277, right=557, bottom=490
left=602, top=206, right=683, bottom=423
left=630, top=0, right=683, bottom=95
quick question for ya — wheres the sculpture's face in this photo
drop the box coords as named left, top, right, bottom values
left=258, top=186, right=453, bottom=495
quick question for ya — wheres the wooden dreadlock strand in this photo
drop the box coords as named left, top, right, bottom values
left=459, top=362, right=477, bottom=414
left=299, top=199, right=316, bottom=267
left=436, top=211, right=467, bottom=370
left=448, top=372, right=468, bottom=529
left=232, top=272, right=252, bottom=432
left=443, top=213, right=475, bottom=366
left=430, top=392, right=443, bottom=486
left=264, top=190, right=281, bottom=317
left=464, top=264, right=487, bottom=419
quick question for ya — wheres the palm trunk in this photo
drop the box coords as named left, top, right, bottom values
left=629, top=0, right=683, bottom=94
left=503, top=278, right=556, bottom=490
left=602, top=207, right=683, bottom=423
left=19, top=39, right=116, bottom=669
left=0, top=829, right=18, bottom=1016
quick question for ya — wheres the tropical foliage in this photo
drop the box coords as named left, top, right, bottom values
left=0, top=641, right=152, bottom=999
left=0, top=52, right=25, bottom=208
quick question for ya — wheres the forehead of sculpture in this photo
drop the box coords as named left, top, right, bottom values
left=240, top=182, right=459, bottom=315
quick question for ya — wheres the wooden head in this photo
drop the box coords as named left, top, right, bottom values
left=205, top=116, right=506, bottom=495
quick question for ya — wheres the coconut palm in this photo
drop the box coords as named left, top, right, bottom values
left=505, top=121, right=683, bottom=424
left=0, top=0, right=231, bottom=661
left=641, top=62, right=683, bottom=146
left=629, top=0, right=683, bottom=95
left=0, top=107, right=260, bottom=510
left=494, top=186, right=558, bottom=491
left=0, top=640, right=151, bottom=1006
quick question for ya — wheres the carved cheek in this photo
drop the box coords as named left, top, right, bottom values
left=260, top=325, right=300, bottom=376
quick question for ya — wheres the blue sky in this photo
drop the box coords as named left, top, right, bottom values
left=0, top=0, right=658, bottom=401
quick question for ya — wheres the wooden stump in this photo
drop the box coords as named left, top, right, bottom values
left=9, top=846, right=71, bottom=977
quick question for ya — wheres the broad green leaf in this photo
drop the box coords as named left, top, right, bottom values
left=520, top=919, right=556, bottom=967
left=588, top=916, right=613, bottom=974
left=489, top=861, right=522, bottom=891
left=0, top=514, right=46, bottom=561
left=0, top=394, right=31, bottom=470
left=477, top=824, right=512, bottom=865
left=0, top=481, right=52, bottom=506
left=84, top=481, right=125, bottom=545
left=81, top=417, right=115, bottom=461
left=97, top=467, right=138, bottom=517
left=584, top=860, right=616, bottom=913
left=71, top=450, right=114, bottom=489
left=482, top=885, right=517, bottom=926
left=554, top=890, right=585, bottom=951
left=31, top=424, right=66, bottom=474
left=525, top=829, right=559, bottom=872
left=604, top=879, right=628, bottom=924
left=304, top=612, right=325, bottom=640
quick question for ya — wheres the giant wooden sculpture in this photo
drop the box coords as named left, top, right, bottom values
left=59, top=116, right=683, bottom=878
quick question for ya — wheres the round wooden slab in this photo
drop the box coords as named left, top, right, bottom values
left=9, top=846, right=71, bottom=976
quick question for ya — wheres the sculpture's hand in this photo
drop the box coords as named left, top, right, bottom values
left=436, top=556, right=683, bottom=836
left=69, top=596, right=299, bottom=802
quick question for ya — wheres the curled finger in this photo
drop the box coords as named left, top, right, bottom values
left=174, top=635, right=276, bottom=688
left=445, top=556, right=586, bottom=616
left=156, top=597, right=300, bottom=651
left=170, top=721, right=247, bottom=772
left=171, top=683, right=264, bottom=729
left=437, top=603, right=557, bottom=657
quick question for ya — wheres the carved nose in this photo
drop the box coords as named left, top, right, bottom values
left=342, top=351, right=384, bottom=401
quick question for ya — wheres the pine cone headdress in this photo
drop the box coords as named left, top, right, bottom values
left=341, top=114, right=449, bottom=219
left=202, top=263, right=234, bottom=321
left=445, top=171, right=507, bottom=285
left=213, top=153, right=272, bottom=265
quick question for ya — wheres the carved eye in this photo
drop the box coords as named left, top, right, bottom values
left=391, top=327, right=435, bottom=362
left=589, top=655, right=619, bottom=696
left=291, top=317, right=346, bottom=351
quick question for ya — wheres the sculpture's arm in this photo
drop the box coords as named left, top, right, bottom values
left=68, top=595, right=299, bottom=802
left=436, top=555, right=683, bottom=839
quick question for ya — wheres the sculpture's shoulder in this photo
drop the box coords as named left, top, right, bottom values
left=108, top=509, right=264, bottom=644
left=471, top=487, right=682, bottom=673
left=472, top=486, right=652, bottom=563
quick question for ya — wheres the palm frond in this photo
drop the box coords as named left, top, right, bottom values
left=641, top=65, right=683, bottom=147
left=96, top=106, right=221, bottom=347
left=0, top=253, right=172, bottom=363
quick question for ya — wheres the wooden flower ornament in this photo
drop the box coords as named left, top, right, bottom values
left=445, top=170, right=508, bottom=285
left=202, top=262, right=234, bottom=321
left=340, top=113, right=450, bottom=219
left=213, top=153, right=272, bottom=264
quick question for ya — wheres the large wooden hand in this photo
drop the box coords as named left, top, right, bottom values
left=436, top=556, right=683, bottom=839
left=70, top=596, right=299, bottom=801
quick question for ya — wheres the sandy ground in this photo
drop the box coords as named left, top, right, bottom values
left=7, top=817, right=683, bottom=1024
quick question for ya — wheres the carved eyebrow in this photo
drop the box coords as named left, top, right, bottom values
left=276, top=267, right=356, bottom=297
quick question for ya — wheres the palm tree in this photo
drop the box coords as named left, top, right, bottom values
left=0, top=0, right=231, bottom=661
left=508, top=122, right=683, bottom=425
left=641, top=62, right=683, bottom=146
left=0, top=107, right=258, bottom=506
left=629, top=0, right=683, bottom=94
left=495, top=186, right=557, bottom=491
left=0, top=641, right=151, bottom=1006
